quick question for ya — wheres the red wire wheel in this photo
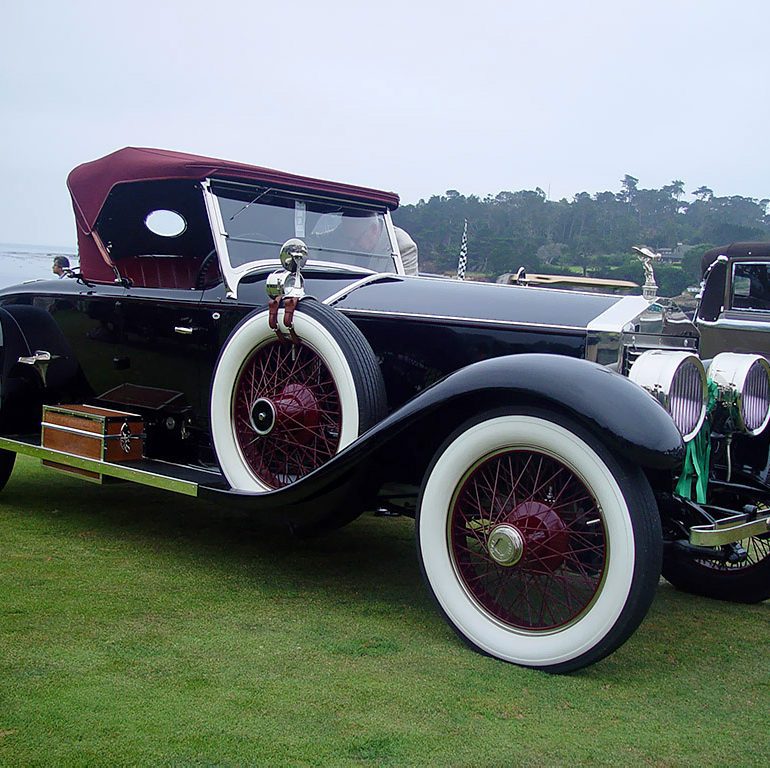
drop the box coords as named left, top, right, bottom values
left=449, top=449, right=607, bottom=631
left=232, top=340, right=342, bottom=488
left=211, top=300, right=386, bottom=499
left=663, top=500, right=770, bottom=604
left=417, top=411, right=661, bottom=672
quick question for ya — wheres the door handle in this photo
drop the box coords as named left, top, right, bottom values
left=174, top=326, right=203, bottom=335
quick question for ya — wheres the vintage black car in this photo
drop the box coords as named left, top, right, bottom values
left=0, top=148, right=768, bottom=673
left=697, top=241, right=770, bottom=358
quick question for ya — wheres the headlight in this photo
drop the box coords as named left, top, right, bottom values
left=709, top=353, right=770, bottom=436
left=629, top=350, right=707, bottom=441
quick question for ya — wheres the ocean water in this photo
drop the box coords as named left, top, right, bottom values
left=0, top=243, right=78, bottom=287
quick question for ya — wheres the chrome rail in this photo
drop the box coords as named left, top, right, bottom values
left=0, top=436, right=200, bottom=496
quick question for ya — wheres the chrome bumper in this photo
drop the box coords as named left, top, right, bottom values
left=690, top=511, right=770, bottom=547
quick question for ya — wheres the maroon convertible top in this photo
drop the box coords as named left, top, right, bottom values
left=67, top=146, right=400, bottom=235
left=67, top=147, right=400, bottom=283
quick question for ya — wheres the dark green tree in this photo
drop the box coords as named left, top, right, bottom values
left=391, top=177, right=770, bottom=294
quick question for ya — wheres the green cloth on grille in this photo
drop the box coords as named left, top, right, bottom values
left=675, top=380, right=720, bottom=503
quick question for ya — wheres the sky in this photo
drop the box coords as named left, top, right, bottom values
left=2, top=0, right=769, bottom=246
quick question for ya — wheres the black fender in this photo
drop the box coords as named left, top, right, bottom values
left=0, top=306, right=39, bottom=432
left=0, top=306, right=33, bottom=375
left=200, top=354, right=683, bottom=522
left=0, top=305, right=87, bottom=431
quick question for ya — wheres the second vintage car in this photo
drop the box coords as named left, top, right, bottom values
left=0, top=147, right=768, bottom=673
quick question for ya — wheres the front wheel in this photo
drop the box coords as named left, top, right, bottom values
left=417, top=410, right=662, bottom=673
left=662, top=535, right=770, bottom=603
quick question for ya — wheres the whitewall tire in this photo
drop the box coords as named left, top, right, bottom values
left=417, top=410, right=661, bottom=673
left=211, top=300, right=385, bottom=492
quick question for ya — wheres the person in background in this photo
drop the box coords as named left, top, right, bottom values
left=325, top=214, right=419, bottom=275
left=326, top=214, right=385, bottom=255
left=394, top=226, right=418, bottom=275
left=52, top=256, right=70, bottom=278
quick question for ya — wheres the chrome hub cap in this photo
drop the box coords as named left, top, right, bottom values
left=487, top=524, right=524, bottom=567
left=250, top=398, right=276, bottom=435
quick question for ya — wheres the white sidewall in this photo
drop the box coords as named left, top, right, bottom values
left=210, top=308, right=360, bottom=491
left=419, top=415, right=636, bottom=667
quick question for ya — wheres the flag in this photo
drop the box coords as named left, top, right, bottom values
left=456, top=219, right=468, bottom=280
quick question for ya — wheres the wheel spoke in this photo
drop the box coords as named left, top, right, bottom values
left=696, top=535, right=770, bottom=571
left=450, top=448, right=607, bottom=630
left=233, top=340, right=342, bottom=488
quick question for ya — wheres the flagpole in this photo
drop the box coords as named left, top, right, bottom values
left=456, top=219, right=468, bottom=280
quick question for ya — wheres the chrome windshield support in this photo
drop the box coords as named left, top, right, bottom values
left=201, top=178, right=239, bottom=298
left=383, top=210, right=405, bottom=276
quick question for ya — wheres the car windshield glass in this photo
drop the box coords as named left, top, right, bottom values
left=732, top=262, right=770, bottom=311
left=212, top=183, right=395, bottom=272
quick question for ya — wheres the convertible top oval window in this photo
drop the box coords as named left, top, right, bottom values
left=145, top=209, right=187, bottom=237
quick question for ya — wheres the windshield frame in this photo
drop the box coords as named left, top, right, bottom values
left=201, top=178, right=403, bottom=298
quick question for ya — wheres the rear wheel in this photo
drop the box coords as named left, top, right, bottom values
left=0, top=449, right=15, bottom=492
left=417, top=410, right=662, bottom=673
left=210, top=299, right=386, bottom=494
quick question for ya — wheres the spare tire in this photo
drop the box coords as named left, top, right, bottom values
left=210, top=299, right=386, bottom=492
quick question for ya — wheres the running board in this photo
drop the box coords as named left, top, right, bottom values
left=0, top=435, right=223, bottom=497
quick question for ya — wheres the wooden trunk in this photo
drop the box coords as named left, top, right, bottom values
left=41, top=405, right=144, bottom=480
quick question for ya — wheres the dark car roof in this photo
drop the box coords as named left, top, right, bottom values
left=67, top=147, right=400, bottom=234
left=701, top=241, right=770, bottom=276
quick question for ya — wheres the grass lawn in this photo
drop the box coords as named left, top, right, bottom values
left=1, top=455, right=768, bottom=767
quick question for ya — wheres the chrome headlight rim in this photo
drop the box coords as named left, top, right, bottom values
left=628, top=350, right=708, bottom=442
left=708, top=353, right=770, bottom=436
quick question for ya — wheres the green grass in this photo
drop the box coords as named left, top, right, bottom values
left=1, top=455, right=768, bottom=767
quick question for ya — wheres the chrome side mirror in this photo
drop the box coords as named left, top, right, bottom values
left=266, top=239, right=308, bottom=302
left=279, top=238, right=308, bottom=273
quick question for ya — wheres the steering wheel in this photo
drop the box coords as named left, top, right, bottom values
left=194, top=249, right=221, bottom=290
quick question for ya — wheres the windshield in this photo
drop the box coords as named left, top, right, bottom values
left=212, top=182, right=396, bottom=272
left=731, top=262, right=770, bottom=311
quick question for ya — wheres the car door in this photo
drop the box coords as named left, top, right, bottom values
left=105, top=286, right=221, bottom=421
left=46, top=282, right=129, bottom=400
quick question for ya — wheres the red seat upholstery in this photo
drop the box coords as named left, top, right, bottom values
left=117, top=256, right=199, bottom=290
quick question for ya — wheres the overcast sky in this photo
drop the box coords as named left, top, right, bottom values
left=2, top=0, right=768, bottom=246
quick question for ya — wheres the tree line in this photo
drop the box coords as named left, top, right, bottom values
left=391, top=176, right=770, bottom=296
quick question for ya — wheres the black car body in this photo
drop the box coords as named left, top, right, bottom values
left=0, top=148, right=768, bottom=673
